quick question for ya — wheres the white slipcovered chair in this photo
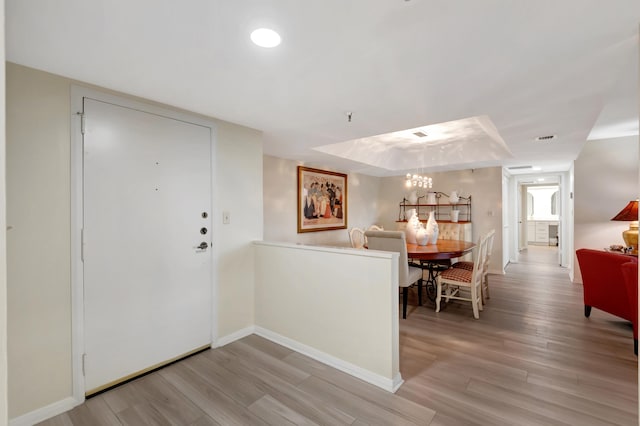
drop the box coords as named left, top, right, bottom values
left=368, top=225, right=384, bottom=231
left=348, top=227, right=366, bottom=249
left=365, top=230, right=423, bottom=319
left=436, top=233, right=488, bottom=319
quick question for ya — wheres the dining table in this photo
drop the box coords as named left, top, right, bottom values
left=407, top=239, right=476, bottom=302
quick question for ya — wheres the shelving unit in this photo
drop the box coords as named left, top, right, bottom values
left=397, top=191, right=471, bottom=223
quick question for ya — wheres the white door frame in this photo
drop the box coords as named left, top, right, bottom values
left=506, top=171, right=572, bottom=268
left=70, top=86, right=219, bottom=403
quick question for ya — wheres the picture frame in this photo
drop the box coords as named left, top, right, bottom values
left=297, top=166, right=347, bottom=233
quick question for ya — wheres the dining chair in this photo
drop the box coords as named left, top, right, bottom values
left=348, top=227, right=366, bottom=249
left=481, top=229, right=496, bottom=302
left=436, top=233, right=488, bottom=319
left=368, top=225, right=384, bottom=231
left=365, top=230, right=423, bottom=319
left=452, top=229, right=495, bottom=304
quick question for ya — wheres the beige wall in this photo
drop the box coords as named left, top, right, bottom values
left=377, top=167, right=505, bottom=274
left=7, top=64, right=72, bottom=417
left=6, top=63, right=262, bottom=418
left=263, top=155, right=380, bottom=246
left=262, top=160, right=503, bottom=271
left=215, top=122, right=262, bottom=338
left=1, top=3, right=9, bottom=423
left=573, top=136, right=639, bottom=283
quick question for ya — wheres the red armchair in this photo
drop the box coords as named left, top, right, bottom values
left=576, top=248, right=638, bottom=353
left=621, top=262, right=638, bottom=355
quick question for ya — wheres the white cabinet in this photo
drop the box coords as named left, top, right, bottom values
left=527, top=220, right=559, bottom=245
left=535, top=222, right=549, bottom=243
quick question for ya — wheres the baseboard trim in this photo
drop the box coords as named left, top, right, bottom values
left=254, top=326, right=401, bottom=393
left=391, top=372, right=405, bottom=392
left=215, top=325, right=256, bottom=347
left=9, top=397, right=80, bottom=426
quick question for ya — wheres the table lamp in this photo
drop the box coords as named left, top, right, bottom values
left=611, top=199, right=639, bottom=254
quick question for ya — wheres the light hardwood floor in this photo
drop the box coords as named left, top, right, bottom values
left=39, top=246, right=637, bottom=425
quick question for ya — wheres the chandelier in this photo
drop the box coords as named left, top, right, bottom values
left=405, top=173, right=433, bottom=189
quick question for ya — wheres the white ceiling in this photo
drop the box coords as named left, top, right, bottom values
left=6, top=0, right=639, bottom=177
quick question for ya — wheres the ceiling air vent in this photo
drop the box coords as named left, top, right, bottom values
left=413, top=131, right=428, bottom=138
left=507, top=165, right=533, bottom=170
left=535, top=135, right=556, bottom=141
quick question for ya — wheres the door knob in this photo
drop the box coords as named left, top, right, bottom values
left=196, top=242, right=208, bottom=250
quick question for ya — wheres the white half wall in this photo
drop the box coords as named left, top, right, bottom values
left=253, top=241, right=402, bottom=391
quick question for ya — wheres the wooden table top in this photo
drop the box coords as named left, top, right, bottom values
left=406, top=239, right=475, bottom=261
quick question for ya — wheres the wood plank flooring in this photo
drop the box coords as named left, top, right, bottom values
left=39, top=245, right=637, bottom=425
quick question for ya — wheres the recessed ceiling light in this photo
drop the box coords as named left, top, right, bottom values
left=250, top=28, right=281, bottom=48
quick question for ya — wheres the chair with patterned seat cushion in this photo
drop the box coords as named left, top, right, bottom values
left=365, top=230, right=424, bottom=319
left=436, top=233, right=488, bottom=319
left=452, top=229, right=495, bottom=304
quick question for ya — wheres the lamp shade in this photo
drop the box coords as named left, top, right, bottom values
left=611, top=200, right=638, bottom=221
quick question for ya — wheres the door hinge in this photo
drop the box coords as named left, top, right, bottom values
left=79, top=112, right=86, bottom=135
left=82, top=353, right=86, bottom=376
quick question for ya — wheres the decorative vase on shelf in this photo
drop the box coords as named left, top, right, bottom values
left=408, top=190, right=418, bottom=205
left=405, top=208, right=420, bottom=244
left=451, top=209, right=460, bottom=222
left=426, top=192, right=437, bottom=205
left=426, top=211, right=439, bottom=244
left=449, top=190, right=460, bottom=204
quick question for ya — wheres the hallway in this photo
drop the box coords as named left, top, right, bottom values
left=398, top=245, right=638, bottom=425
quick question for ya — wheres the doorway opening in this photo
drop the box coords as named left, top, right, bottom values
left=515, top=175, right=565, bottom=267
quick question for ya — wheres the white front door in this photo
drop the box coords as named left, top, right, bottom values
left=82, top=97, right=213, bottom=394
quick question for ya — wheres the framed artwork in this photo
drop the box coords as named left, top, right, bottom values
left=297, top=166, right=347, bottom=233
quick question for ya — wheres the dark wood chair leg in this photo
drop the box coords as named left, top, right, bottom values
left=417, top=279, right=423, bottom=306
left=402, top=287, right=408, bottom=319
left=584, top=305, right=592, bottom=317
left=634, top=339, right=637, bottom=356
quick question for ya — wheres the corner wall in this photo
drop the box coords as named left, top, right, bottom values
left=7, top=63, right=72, bottom=418
left=573, top=136, right=639, bottom=283
left=6, top=62, right=262, bottom=419
left=0, top=3, right=9, bottom=423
